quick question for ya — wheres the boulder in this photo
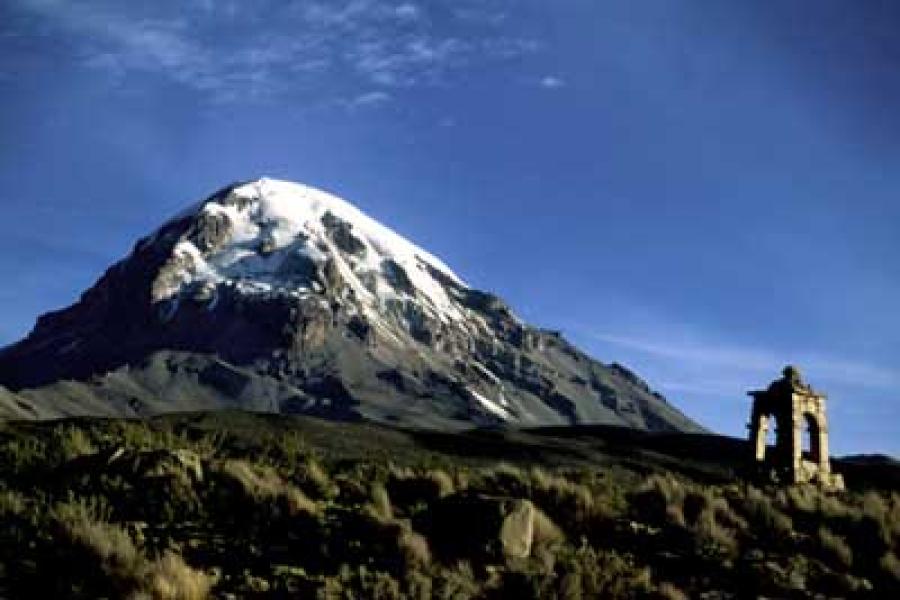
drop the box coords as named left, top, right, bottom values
left=499, top=499, right=535, bottom=559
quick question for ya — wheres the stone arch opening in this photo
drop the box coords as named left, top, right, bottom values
left=763, top=415, right=777, bottom=460
left=802, top=412, right=822, bottom=463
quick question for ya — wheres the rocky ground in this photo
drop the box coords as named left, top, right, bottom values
left=0, top=412, right=898, bottom=599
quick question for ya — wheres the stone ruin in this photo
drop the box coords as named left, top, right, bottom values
left=747, top=366, right=844, bottom=490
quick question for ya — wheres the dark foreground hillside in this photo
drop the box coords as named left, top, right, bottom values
left=0, top=413, right=898, bottom=599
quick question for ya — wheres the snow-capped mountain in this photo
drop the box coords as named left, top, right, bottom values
left=0, top=179, right=701, bottom=432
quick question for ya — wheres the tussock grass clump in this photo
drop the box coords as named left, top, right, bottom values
left=0, top=432, right=47, bottom=474
left=880, top=551, right=900, bottom=583
left=816, top=526, right=853, bottom=569
left=778, top=485, right=852, bottom=526
left=740, top=485, right=794, bottom=542
left=396, top=527, right=432, bottom=569
left=554, top=544, right=653, bottom=599
left=50, top=424, right=97, bottom=463
left=54, top=500, right=214, bottom=599
left=215, top=459, right=318, bottom=518
left=479, top=463, right=530, bottom=496
left=294, top=457, right=338, bottom=499
left=368, top=482, right=394, bottom=522
left=386, top=466, right=456, bottom=513
left=532, top=505, right=566, bottom=549
left=530, top=467, right=609, bottom=525
left=0, top=489, right=26, bottom=517
left=658, top=581, right=690, bottom=600
left=630, top=474, right=687, bottom=527
left=859, top=491, right=900, bottom=547
left=683, top=490, right=742, bottom=557
left=138, top=551, right=217, bottom=600
left=360, top=483, right=433, bottom=573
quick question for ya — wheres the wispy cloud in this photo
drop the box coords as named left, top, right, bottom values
left=539, top=75, right=565, bottom=89
left=9, top=0, right=542, bottom=105
left=393, top=4, right=422, bottom=21
left=345, top=90, right=392, bottom=110
left=589, top=331, right=900, bottom=392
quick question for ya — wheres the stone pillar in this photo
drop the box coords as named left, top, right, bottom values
left=817, top=407, right=831, bottom=474
left=790, top=399, right=804, bottom=484
left=751, top=413, right=768, bottom=462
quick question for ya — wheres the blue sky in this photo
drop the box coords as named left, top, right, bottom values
left=1, top=0, right=898, bottom=455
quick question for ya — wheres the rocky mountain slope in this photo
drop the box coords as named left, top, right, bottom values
left=0, top=179, right=700, bottom=432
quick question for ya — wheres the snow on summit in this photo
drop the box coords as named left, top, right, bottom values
left=156, top=178, right=469, bottom=324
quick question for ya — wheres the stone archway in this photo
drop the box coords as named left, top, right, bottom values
left=802, top=412, right=822, bottom=463
left=747, top=367, right=844, bottom=489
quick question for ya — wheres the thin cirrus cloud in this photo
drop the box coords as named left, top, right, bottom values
left=539, top=75, right=565, bottom=89
left=590, top=331, right=900, bottom=393
left=9, top=0, right=542, bottom=104
left=345, top=90, right=392, bottom=110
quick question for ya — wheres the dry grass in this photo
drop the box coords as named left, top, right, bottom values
left=631, top=474, right=687, bottom=527
left=295, top=457, right=339, bottom=499
left=369, top=482, right=394, bottom=522
left=2, top=416, right=898, bottom=599
left=135, top=551, right=216, bottom=600
left=881, top=552, right=900, bottom=583
left=56, top=501, right=214, bottom=599
left=0, top=489, right=25, bottom=517
left=216, top=459, right=318, bottom=517
left=427, top=469, right=456, bottom=498
left=816, top=526, right=853, bottom=569
left=532, top=506, right=566, bottom=549
left=555, top=544, right=653, bottom=599
left=742, top=485, right=794, bottom=541
left=658, top=581, right=690, bottom=600
left=397, top=527, right=432, bottom=568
